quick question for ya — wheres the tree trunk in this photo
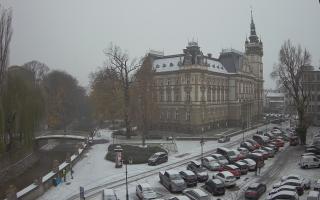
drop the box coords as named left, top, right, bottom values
left=124, top=70, right=131, bottom=139
left=297, top=108, right=307, bottom=145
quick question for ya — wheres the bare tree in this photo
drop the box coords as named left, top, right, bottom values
left=23, top=60, right=49, bottom=83
left=132, top=55, right=158, bottom=146
left=103, top=44, right=140, bottom=138
left=271, top=40, right=311, bottom=144
left=0, top=4, right=13, bottom=94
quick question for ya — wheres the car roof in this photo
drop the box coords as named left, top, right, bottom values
left=249, top=183, right=260, bottom=188
left=211, top=178, right=223, bottom=184
left=282, top=179, right=302, bottom=184
left=166, top=170, right=179, bottom=175
left=227, top=164, right=238, bottom=169
left=212, top=153, right=223, bottom=157
left=154, top=152, right=166, bottom=155
left=236, top=161, right=246, bottom=165
left=243, top=158, right=255, bottom=163
left=272, top=190, right=297, bottom=196
left=220, top=171, right=234, bottom=176
left=181, top=170, right=195, bottom=176
left=140, top=183, right=152, bottom=189
left=204, top=156, right=215, bottom=161
left=191, top=188, right=208, bottom=196
left=191, top=160, right=201, bottom=166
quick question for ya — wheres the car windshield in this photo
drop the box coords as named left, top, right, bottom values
left=142, top=187, right=153, bottom=192
left=149, top=154, right=159, bottom=159
left=170, top=174, right=181, bottom=180
left=209, top=162, right=219, bottom=167
left=226, top=176, right=234, bottom=180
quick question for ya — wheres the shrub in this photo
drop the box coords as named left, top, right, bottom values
left=105, top=144, right=166, bottom=164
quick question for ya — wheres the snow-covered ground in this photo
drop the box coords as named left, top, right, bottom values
left=38, top=125, right=267, bottom=200
left=37, top=122, right=320, bottom=200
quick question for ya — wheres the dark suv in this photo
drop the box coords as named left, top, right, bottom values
left=148, top=152, right=168, bottom=166
left=204, top=179, right=225, bottom=196
left=186, top=161, right=208, bottom=182
left=179, top=170, right=197, bottom=187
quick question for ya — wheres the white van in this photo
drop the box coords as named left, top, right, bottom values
left=299, top=155, right=320, bottom=169
left=307, top=191, right=320, bottom=200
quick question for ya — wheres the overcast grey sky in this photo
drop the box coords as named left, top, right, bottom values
left=2, top=0, right=320, bottom=89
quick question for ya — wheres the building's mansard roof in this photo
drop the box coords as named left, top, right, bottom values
left=151, top=42, right=244, bottom=75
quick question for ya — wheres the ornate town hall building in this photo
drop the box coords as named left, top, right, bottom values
left=151, top=15, right=264, bottom=133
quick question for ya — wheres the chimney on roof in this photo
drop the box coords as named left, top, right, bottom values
left=207, top=53, right=212, bottom=58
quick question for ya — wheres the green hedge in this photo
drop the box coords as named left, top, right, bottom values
left=105, top=144, right=166, bottom=164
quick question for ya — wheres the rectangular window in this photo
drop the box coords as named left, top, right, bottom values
left=175, top=110, right=179, bottom=120
left=186, top=111, right=191, bottom=121
left=186, top=91, right=191, bottom=102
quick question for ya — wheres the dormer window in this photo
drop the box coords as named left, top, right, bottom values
left=212, top=64, right=215, bottom=68
left=162, top=64, right=166, bottom=68
left=170, top=63, right=174, bottom=67
left=217, top=65, right=220, bottom=69
left=156, top=64, right=160, bottom=68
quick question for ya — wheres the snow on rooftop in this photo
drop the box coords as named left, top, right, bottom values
left=153, top=56, right=228, bottom=74
left=16, top=183, right=37, bottom=198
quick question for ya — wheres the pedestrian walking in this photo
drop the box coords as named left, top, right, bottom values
left=71, top=168, right=74, bottom=179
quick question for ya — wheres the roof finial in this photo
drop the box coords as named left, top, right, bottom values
left=250, top=6, right=253, bottom=22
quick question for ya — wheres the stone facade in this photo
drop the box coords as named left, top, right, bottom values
left=150, top=15, right=264, bottom=134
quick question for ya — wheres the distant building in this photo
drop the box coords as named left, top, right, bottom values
left=149, top=14, right=264, bottom=134
left=302, top=65, right=320, bottom=126
left=264, top=90, right=285, bottom=114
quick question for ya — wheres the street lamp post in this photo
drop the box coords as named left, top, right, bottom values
left=125, top=163, right=128, bottom=200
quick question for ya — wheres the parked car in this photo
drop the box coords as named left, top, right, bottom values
left=159, top=170, right=187, bottom=192
left=252, top=149, right=269, bottom=160
left=218, top=135, right=230, bottom=143
left=231, top=149, right=245, bottom=160
left=217, top=147, right=239, bottom=162
left=240, top=158, right=256, bottom=171
left=244, top=182, right=266, bottom=200
left=204, top=179, right=225, bottom=196
left=148, top=152, right=168, bottom=166
left=314, top=179, right=320, bottom=191
left=168, top=197, right=190, bottom=200
left=266, top=190, right=299, bottom=200
left=306, top=147, right=320, bottom=155
left=182, top=188, right=210, bottom=200
left=266, top=143, right=279, bottom=152
left=268, top=185, right=297, bottom=196
left=247, top=153, right=265, bottom=168
left=219, top=164, right=241, bottom=179
left=179, top=170, right=197, bottom=187
left=261, top=146, right=275, bottom=157
left=202, top=157, right=222, bottom=171
left=246, top=139, right=261, bottom=149
left=240, top=141, right=256, bottom=152
left=186, top=161, right=208, bottom=182
left=273, top=180, right=304, bottom=195
left=280, top=174, right=311, bottom=189
left=211, top=154, right=229, bottom=165
left=103, top=189, right=118, bottom=200
left=307, top=191, right=320, bottom=200
left=233, top=161, right=249, bottom=175
left=252, top=134, right=269, bottom=145
left=272, top=138, right=285, bottom=147
left=212, top=171, right=236, bottom=187
left=136, top=183, right=158, bottom=200
left=299, top=155, right=320, bottom=169
left=237, top=147, right=250, bottom=158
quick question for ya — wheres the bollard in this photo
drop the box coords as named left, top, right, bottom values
left=6, top=185, right=17, bottom=200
